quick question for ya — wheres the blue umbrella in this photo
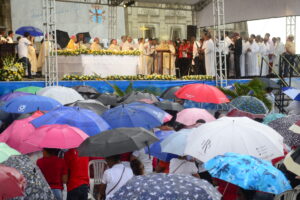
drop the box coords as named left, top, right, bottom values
left=111, top=173, right=222, bottom=200
left=1, top=95, right=62, bottom=114
left=31, top=106, right=110, bottom=136
left=263, top=113, right=286, bottom=124
left=101, top=102, right=171, bottom=130
left=283, top=87, right=300, bottom=101
left=15, top=26, right=43, bottom=37
left=204, top=152, right=292, bottom=195
left=145, top=130, right=178, bottom=162
left=0, top=92, right=32, bottom=102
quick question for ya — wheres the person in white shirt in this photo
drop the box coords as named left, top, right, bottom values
left=144, top=38, right=156, bottom=74
left=131, top=148, right=153, bottom=175
left=122, top=36, right=136, bottom=51
left=273, top=37, right=285, bottom=74
left=18, top=32, right=32, bottom=78
left=100, top=155, right=133, bottom=200
left=6, top=30, right=14, bottom=43
left=119, top=35, right=127, bottom=50
left=169, top=156, right=199, bottom=177
left=0, top=30, right=6, bottom=44
left=202, top=32, right=215, bottom=76
left=246, top=34, right=259, bottom=77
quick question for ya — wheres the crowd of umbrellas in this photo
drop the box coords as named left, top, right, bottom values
left=1, top=82, right=300, bottom=199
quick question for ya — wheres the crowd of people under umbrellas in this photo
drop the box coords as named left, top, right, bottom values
left=0, top=82, right=300, bottom=200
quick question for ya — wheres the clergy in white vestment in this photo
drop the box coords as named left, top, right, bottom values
left=240, top=38, right=248, bottom=77
left=119, top=35, right=127, bottom=50
left=202, top=32, right=215, bottom=76
left=144, top=39, right=156, bottom=75
left=260, top=39, right=270, bottom=76
left=108, top=39, right=121, bottom=51
left=90, top=37, right=102, bottom=51
left=137, top=38, right=146, bottom=74
left=246, top=35, right=260, bottom=76
left=273, top=37, right=285, bottom=73
left=122, top=36, right=136, bottom=51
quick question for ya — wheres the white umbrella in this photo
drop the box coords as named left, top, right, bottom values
left=184, top=117, right=284, bottom=162
left=37, top=86, right=84, bottom=105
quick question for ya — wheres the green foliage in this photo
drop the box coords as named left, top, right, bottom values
left=104, top=80, right=134, bottom=97
left=0, top=56, right=24, bottom=81
left=219, top=78, right=272, bottom=111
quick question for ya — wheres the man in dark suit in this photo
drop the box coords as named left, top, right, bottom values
left=233, top=33, right=243, bottom=78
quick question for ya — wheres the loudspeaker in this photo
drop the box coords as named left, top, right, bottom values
left=187, top=25, right=197, bottom=40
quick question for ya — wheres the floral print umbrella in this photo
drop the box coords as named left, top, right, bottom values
left=268, top=115, right=300, bottom=147
left=204, top=153, right=292, bottom=195
left=2, top=155, right=55, bottom=200
left=230, top=96, right=268, bottom=114
left=111, top=173, right=221, bottom=200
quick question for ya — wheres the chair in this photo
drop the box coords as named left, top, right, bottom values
left=291, top=187, right=300, bottom=200
left=274, top=190, right=294, bottom=200
left=88, top=160, right=107, bottom=199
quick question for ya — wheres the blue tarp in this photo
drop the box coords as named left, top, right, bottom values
left=0, top=79, right=251, bottom=96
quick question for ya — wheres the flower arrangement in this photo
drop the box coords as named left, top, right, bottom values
left=62, top=74, right=213, bottom=81
left=57, top=49, right=141, bottom=56
left=0, top=56, right=24, bottom=81
left=181, top=75, right=214, bottom=80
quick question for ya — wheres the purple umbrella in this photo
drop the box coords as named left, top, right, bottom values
left=0, top=92, right=32, bottom=102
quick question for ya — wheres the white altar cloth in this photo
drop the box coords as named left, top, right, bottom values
left=57, top=55, right=139, bottom=78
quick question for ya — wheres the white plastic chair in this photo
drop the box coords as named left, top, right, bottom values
left=88, top=160, right=107, bottom=199
left=274, top=190, right=294, bottom=200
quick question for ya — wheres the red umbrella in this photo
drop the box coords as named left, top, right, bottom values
left=0, top=164, right=26, bottom=200
left=174, top=84, right=230, bottom=104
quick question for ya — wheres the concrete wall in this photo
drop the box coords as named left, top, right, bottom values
left=0, top=0, right=12, bottom=30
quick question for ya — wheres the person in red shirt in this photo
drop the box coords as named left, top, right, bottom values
left=64, top=148, right=90, bottom=200
left=178, top=40, right=191, bottom=76
left=37, top=148, right=68, bottom=200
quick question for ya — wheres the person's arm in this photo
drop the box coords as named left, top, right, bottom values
left=62, top=174, right=68, bottom=184
left=99, top=184, right=107, bottom=200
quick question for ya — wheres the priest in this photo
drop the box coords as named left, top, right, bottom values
left=202, top=32, right=215, bottom=76
left=90, top=37, right=102, bottom=51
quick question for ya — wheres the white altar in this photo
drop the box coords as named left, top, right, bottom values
left=57, top=55, right=139, bottom=78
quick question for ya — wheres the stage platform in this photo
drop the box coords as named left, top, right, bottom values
left=0, top=79, right=251, bottom=96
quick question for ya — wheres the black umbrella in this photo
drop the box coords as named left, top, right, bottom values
left=118, top=91, right=158, bottom=104
left=78, top=127, right=159, bottom=157
left=257, top=78, right=280, bottom=89
left=56, top=30, right=70, bottom=49
left=284, top=147, right=300, bottom=177
left=154, top=101, right=184, bottom=112
left=160, top=86, right=182, bottom=99
left=76, top=32, right=91, bottom=43
left=2, top=155, right=55, bottom=200
left=66, top=99, right=108, bottom=115
left=72, top=85, right=100, bottom=99
left=96, top=93, right=119, bottom=107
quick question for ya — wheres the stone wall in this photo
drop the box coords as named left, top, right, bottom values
left=0, top=0, right=12, bottom=30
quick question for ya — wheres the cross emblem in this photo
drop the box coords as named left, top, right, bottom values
left=89, top=5, right=106, bottom=24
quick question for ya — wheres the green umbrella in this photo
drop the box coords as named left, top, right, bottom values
left=0, top=143, right=21, bottom=163
left=15, top=86, right=42, bottom=94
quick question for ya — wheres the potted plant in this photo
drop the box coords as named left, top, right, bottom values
left=0, top=56, right=24, bottom=81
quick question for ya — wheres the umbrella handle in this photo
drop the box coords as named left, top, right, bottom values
left=145, top=142, right=151, bottom=159
left=222, top=182, right=229, bottom=196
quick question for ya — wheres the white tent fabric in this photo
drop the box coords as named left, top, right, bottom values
left=196, top=0, right=300, bottom=27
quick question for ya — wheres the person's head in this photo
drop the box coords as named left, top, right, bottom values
left=225, top=31, right=229, bottom=37
left=70, top=35, right=77, bottom=42
left=255, top=35, right=261, bottom=43
left=78, top=33, right=85, bottom=42
left=277, top=37, right=281, bottom=42
left=264, top=33, right=270, bottom=40
left=138, top=38, right=144, bottom=44
left=29, top=35, right=35, bottom=43
left=16, top=36, right=21, bottom=42
left=8, top=30, right=14, bottom=37
left=168, top=40, right=174, bottom=45
left=105, top=154, right=121, bottom=168
left=204, top=32, right=211, bottom=40
left=130, top=159, right=144, bottom=176
left=23, top=32, right=30, bottom=39
left=148, top=38, right=153, bottom=45
left=121, top=35, right=127, bottom=42
left=214, top=111, right=221, bottom=119
left=94, top=37, right=100, bottom=44
left=196, top=119, right=206, bottom=124
left=190, top=36, right=196, bottom=43
left=272, top=37, right=277, bottom=44
left=127, top=36, right=133, bottom=43
left=110, top=39, right=117, bottom=45
left=287, top=35, right=294, bottom=42
left=266, top=87, right=273, bottom=93
left=43, top=148, right=60, bottom=157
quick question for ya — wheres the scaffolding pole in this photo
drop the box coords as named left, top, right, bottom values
left=286, top=16, right=296, bottom=46
left=43, top=0, right=58, bottom=86
left=108, top=0, right=119, bottom=41
left=213, top=0, right=227, bottom=87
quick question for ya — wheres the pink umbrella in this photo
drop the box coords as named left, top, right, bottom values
left=0, top=111, right=44, bottom=154
left=176, top=108, right=216, bottom=126
left=0, top=164, right=26, bottom=200
left=24, top=124, right=89, bottom=149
